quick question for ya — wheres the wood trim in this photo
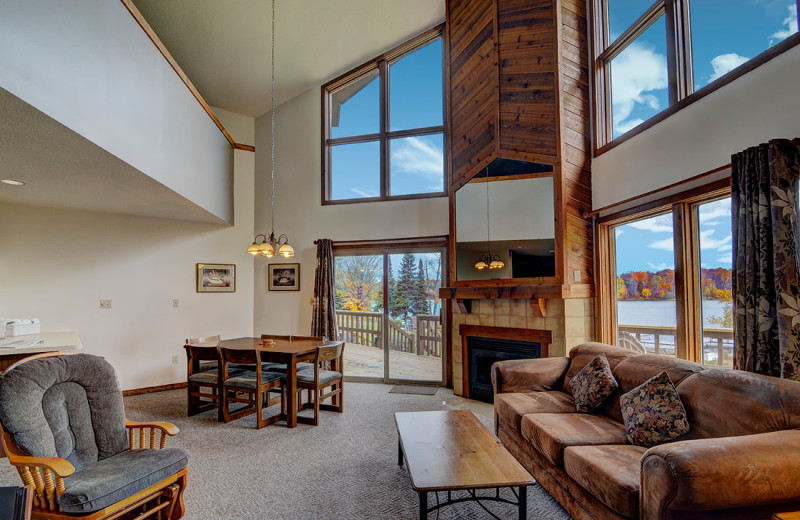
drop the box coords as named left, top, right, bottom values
left=595, top=220, right=617, bottom=344
left=321, top=191, right=447, bottom=206
left=123, top=382, right=187, bottom=397
left=595, top=31, right=800, bottom=155
left=440, top=283, right=594, bottom=301
left=325, top=235, right=448, bottom=251
left=233, top=143, right=255, bottom=152
left=459, top=324, right=553, bottom=398
left=589, top=165, right=731, bottom=219
left=468, top=172, right=554, bottom=183
left=596, top=1, right=664, bottom=62
left=119, top=0, right=235, bottom=147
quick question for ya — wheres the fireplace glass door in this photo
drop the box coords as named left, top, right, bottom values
left=335, top=248, right=445, bottom=384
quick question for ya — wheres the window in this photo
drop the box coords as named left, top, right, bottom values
left=322, top=26, right=446, bottom=203
left=597, top=180, right=733, bottom=366
left=594, top=0, right=800, bottom=147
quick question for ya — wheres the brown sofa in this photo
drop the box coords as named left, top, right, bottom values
left=491, top=342, right=800, bottom=520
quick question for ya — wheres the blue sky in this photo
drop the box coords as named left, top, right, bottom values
left=609, top=0, right=798, bottom=138
left=330, top=39, right=444, bottom=200
left=614, top=198, right=732, bottom=274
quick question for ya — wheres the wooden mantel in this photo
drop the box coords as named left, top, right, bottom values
left=439, top=283, right=594, bottom=317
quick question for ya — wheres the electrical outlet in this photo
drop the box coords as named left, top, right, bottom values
left=309, top=297, right=316, bottom=306
left=100, top=299, right=112, bottom=309
left=171, top=355, right=179, bottom=365
left=172, top=299, right=180, bottom=308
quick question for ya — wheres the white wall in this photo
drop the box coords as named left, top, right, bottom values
left=593, top=45, right=800, bottom=210
left=252, top=88, right=449, bottom=335
left=0, top=0, right=233, bottom=222
left=0, top=110, right=255, bottom=391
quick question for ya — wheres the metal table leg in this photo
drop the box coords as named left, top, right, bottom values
left=398, top=439, right=404, bottom=466
left=419, top=491, right=427, bottom=519
left=518, top=486, right=527, bottom=520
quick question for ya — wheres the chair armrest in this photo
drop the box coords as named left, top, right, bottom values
left=491, top=357, right=569, bottom=394
left=640, top=429, right=800, bottom=519
left=125, top=419, right=179, bottom=436
left=2, top=432, right=74, bottom=478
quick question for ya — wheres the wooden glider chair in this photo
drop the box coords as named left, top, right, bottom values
left=296, top=343, right=345, bottom=426
left=0, top=352, right=188, bottom=520
left=218, top=347, right=286, bottom=429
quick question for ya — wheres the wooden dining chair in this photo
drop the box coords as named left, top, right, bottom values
left=296, top=343, right=345, bottom=426
left=184, top=337, right=223, bottom=420
left=259, top=334, right=324, bottom=372
left=218, top=347, right=286, bottom=429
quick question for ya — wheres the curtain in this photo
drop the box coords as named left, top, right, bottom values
left=311, top=239, right=339, bottom=341
left=732, top=138, right=800, bottom=380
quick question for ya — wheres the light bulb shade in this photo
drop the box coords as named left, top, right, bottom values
left=258, top=241, right=275, bottom=257
left=489, top=259, right=505, bottom=269
left=246, top=242, right=260, bottom=255
left=278, top=242, right=295, bottom=258
left=474, top=260, right=488, bottom=270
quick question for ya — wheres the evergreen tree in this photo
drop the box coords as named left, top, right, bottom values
left=412, top=258, right=429, bottom=315
left=385, top=263, right=400, bottom=318
left=393, top=253, right=416, bottom=318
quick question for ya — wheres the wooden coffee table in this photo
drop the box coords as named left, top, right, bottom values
left=395, top=410, right=535, bottom=519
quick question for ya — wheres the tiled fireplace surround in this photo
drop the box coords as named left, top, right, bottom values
left=450, top=298, right=595, bottom=396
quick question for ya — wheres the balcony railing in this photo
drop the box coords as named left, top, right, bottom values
left=336, top=310, right=443, bottom=358
left=619, top=324, right=733, bottom=367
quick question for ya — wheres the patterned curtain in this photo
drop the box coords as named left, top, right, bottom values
left=732, top=138, right=800, bottom=380
left=311, top=239, right=339, bottom=341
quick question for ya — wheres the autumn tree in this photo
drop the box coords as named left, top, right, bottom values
left=335, top=255, right=381, bottom=311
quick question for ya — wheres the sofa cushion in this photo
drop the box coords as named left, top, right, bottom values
left=562, top=343, right=636, bottom=396
left=564, top=444, right=647, bottom=518
left=569, top=354, right=618, bottom=412
left=621, top=371, right=690, bottom=447
left=495, top=391, right=575, bottom=430
left=59, top=447, right=188, bottom=514
left=520, top=413, right=627, bottom=466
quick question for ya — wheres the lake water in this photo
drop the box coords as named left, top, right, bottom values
left=617, top=299, right=729, bottom=329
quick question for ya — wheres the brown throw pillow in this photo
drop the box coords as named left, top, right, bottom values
left=620, top=371, right=690, bottom=447
left=569, top=353, right=619, bottom=412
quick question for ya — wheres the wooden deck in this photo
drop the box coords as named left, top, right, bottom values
left=343, top=342, right=443, bottom=382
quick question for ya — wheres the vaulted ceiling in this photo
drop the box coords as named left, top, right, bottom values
left=132, top=0, right=446, bottom=118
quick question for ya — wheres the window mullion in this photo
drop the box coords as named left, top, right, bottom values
left=673, top=202, right=700, bottom=362
left=665, top=0, right=693, bottom=103
left=379, top=59, right=389, bottom=198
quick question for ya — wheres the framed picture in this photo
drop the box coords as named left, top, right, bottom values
left=268, top=263, right=300, bottom=291
left=196, top=263, right=236, bottom=293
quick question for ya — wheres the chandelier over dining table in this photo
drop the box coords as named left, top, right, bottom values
left=247, top=0, right=294, bottom=259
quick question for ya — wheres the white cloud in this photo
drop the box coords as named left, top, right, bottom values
left=648, top=237, right=674, bottom=251
left=391, top=137, right=443, bottom=181
left=611, top=44, right=668, bottom=135
left=708, top=53, right=750, bottom=83
left=647, top=262, right=674, bottom=271
left=717, top=256, right=732, bottom=264
left=770, top=4, right=798, bottom=44
left=350, top=188, right=377, bottom=198
left=699, top=230, right=732, bottom=250
left=698, top=200, right=731, bottom=223
left=627, top=214, right=673, bottom=233
left=717, top=243, right=733, bottom=252
left=615, top=228, right=624, bottom=238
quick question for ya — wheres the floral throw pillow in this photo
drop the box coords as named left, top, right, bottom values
left=620, top=371, right=690, bottom=447
left=569, top=353, right=619, bottom=412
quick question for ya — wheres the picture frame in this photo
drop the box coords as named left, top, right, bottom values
left=196, top=263, right=236, bottom=293
left=268, top=263, right=300, bottom=291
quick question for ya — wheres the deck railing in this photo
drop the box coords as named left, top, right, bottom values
left=618, top=324, right=733, bottom=366
left=335, top=310, right=442, bottom=358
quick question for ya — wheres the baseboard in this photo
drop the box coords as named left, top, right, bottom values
left=123, top=382, right=187, bottom=396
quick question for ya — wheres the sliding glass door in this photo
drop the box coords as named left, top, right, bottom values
left=334, top=247, right=445, bottom=384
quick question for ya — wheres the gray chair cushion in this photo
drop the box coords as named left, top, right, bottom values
left=189, top=367, right=248, bottom=384
left=224, top=371, right=285, bottom=389
left=0, top=354, right=127, bottom=471
left=271, top=362, right=313, bottom=373
left=59, top=447, right=188, bottom=514
left=296, top=370, right=342, bottom=385
left=262, top=362, right=288, bottom=372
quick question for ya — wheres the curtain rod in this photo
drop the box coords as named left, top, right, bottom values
left=583, top=163, right=731, bottom=219
left=313, top=235, right=448, bottom=246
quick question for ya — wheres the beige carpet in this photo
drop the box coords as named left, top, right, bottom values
left=0, top=383, right=571, bottom=519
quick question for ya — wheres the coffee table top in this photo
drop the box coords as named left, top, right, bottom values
left=395, top=410, right=534, bottom=492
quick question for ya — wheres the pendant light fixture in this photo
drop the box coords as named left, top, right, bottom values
left=474, top=167, right=504, bottom=270
left=247, top=0, right=295, bottom=259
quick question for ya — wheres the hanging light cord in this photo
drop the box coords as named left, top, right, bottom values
left=485, top=167, right=491, bottom=255
left=270, top=0, right=276, bottom=237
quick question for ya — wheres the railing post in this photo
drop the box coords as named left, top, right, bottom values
left=717, top=337, right=724, bottom=366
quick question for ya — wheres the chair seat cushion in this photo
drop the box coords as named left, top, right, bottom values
left=224, top=371, right=284, bottom=389
left=59, top=448, right=188, bottom=514
left=262, top=362, right=288, bottom=372
left=269, top=362, right=313, bottom=373
left=296, top=370, right=342, bottom=385
left=564, top=444, right=647, bottom=518
left=494, top=391, right=575, bottom=431
left=188, top=367, right=247, bottom=385
left=520, top=413, right=627, bottom=466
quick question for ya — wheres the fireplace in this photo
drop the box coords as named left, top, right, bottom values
left=460, top=325, right=552, bottom=403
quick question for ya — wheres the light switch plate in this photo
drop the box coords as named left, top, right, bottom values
left=100, top=299, right=112, bottom=309
left=573, top=270, right=582, bottom=283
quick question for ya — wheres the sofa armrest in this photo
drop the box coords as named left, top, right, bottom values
left=491, top=357, right=570, bottom=394
left=640, top=429, right=800, bottom=519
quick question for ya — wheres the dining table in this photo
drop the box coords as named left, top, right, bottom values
left=213, top=336, right=344, bottom=428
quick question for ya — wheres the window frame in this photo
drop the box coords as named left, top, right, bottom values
left=321, top=24, right=448, bottom=205
left=591, top=0, right=800, bottom=154
left=595, top=177, right=732, bottom=364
